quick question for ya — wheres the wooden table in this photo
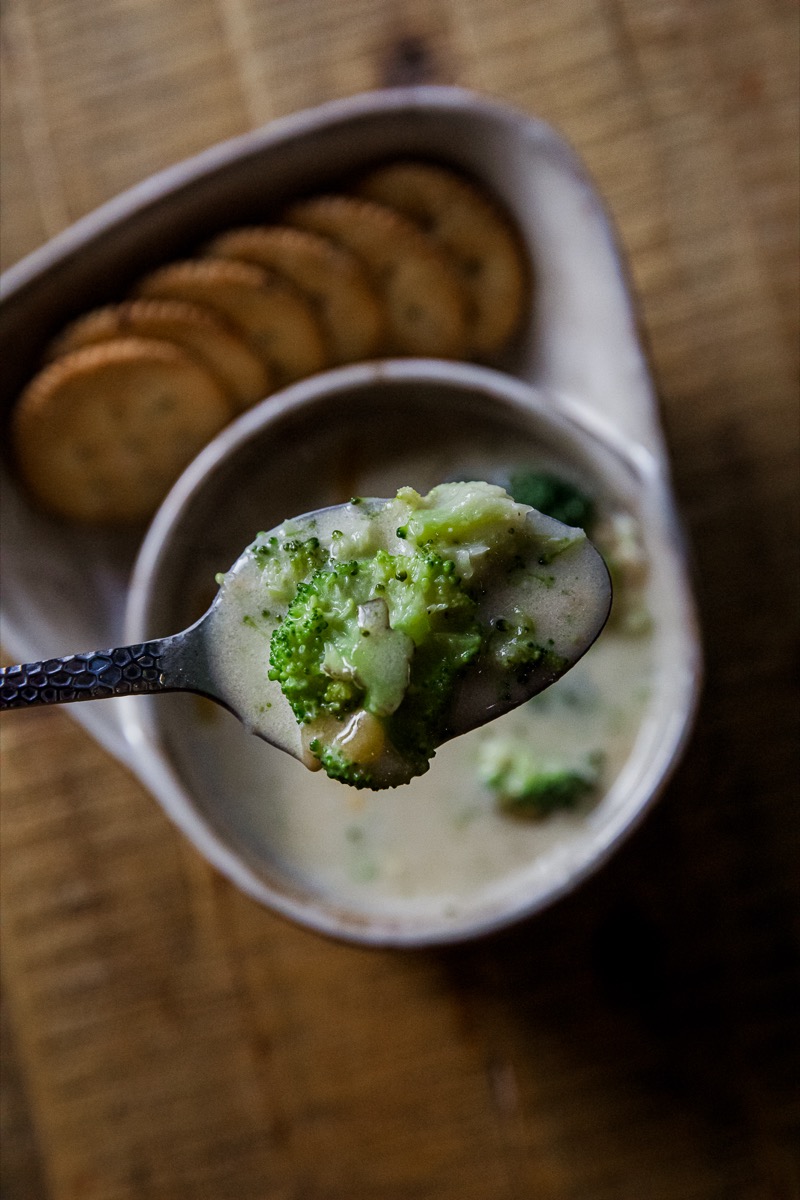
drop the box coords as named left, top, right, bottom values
left=2, top=2, right=798, bottom=1197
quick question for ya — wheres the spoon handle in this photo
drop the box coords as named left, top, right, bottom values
left=0, top=641, right=177, bottom=710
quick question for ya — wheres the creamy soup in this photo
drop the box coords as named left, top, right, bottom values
left=166, top=443, right=655, bottom=925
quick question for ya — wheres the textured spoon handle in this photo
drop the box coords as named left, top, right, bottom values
left=0, top=642, right=171, bottom=710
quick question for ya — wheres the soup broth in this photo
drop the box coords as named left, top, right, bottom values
left=160, top=433, right=657, bottom=925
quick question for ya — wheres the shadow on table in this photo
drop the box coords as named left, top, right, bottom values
left=432, top=411, right=800, bottom=1194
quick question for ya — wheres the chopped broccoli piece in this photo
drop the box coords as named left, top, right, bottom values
left=478, top=739, right=602, bottom=816
left=328, top=520, right=381, bottom=561
left=250, top=533, right=329, bottom=606
left=308, top=738, right=381, bottom=790
left=489, top=612, right=567, bottom=683
left=268, top=570, right=363, bottom=724
left=393, top=482, right=532, bottom=582
left=378, top=548, right=475, bottom=644
left=507, top=470, right=594, bottom=531
left=268, top=550, right=482, bottom=777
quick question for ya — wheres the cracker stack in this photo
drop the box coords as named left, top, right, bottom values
left=12, top=161, right=531, bottom=523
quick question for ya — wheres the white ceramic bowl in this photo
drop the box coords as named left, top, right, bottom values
left=0, top=87, right=701, bottom=943
left=120, top=359, right=700, bottom=945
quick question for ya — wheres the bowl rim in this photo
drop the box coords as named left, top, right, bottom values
left=121, top=358, right=703, bottom=948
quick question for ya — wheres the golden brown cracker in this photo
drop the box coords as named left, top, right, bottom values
left=358, top=161, right=529, bottom=356
left=46, top=298, right=272, bottom=412
left=136, top=258, right=328, bottom=387
left=285, top=195, right=469, bottom=359
left=206, top=226, right=387, bottom=364
left=12, top=338, right=233, bottom=523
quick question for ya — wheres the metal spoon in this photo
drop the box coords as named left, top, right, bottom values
left=0, top=498, right=611, bottom=764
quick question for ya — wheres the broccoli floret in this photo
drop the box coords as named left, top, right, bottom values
left=251, top=533, right=329, bottom=606
left=308, top=738, right=380, bottom=790
left=489, top=614, right=567, bottom=684
left=268, top=570, right=364, bottom=724
left=328, top=520, right=381, bottom=562
left=268, top=550, right=482, bottom=780
left=507, top=470, right=595, bottom=531
left=378, top=548, right=475, bottom=644
left=393, top=482, right=532, bottom=582
left=478, top=739, right=603, bottom=816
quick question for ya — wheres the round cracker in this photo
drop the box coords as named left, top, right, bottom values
left=12, top=337, right=233, bottom=523
left=358, top=161, right=529, bottom=356
left=136, top=258, right=328, bottom=388
left=46, top=298, right=272, bottom=412
left=285, top=195, right=469, bottom=359
left=206, top=226, right=387, bottom=365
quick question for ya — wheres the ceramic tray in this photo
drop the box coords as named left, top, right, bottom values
left=0, top=88, right=702, bottom=941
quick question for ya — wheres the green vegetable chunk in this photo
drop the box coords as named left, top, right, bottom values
left=268, top=548, right=482, bottom=786
left=394, top=481, right=533, bottom=581
left=489, top=610, right=567, bottom=683
left=508, top=470, right=594, bottom=531
left=252, top=534, right=329, bottom=605
left=478, top=738, right=603, bottom=816
left=308, top=738, right=380, bottom=789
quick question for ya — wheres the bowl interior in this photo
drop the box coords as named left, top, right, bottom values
left=122, top=365, right=698, bottom=945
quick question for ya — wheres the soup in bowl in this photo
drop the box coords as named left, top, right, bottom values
left=121, top=360, right=700, bottom=945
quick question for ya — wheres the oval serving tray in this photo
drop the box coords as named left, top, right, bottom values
left=0, top=87, right=701, bottom=870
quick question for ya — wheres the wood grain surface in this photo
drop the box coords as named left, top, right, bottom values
left=1, top=1, right=798, bottom=1197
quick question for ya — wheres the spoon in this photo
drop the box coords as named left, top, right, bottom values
left=0, top=495, right=611, bottom=772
